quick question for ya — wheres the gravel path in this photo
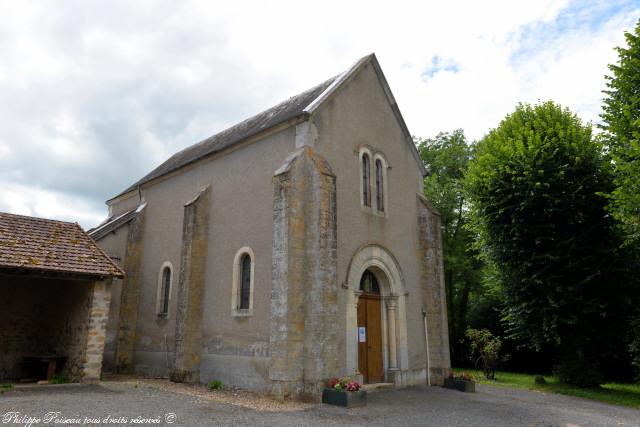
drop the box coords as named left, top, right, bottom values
left=1, top=380, right=638, bottom=426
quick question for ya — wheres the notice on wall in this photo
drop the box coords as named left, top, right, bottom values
left=358, top=327, right=366, bottom=343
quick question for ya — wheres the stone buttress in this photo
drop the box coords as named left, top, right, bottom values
left=171, top=186, right=211, bottom=383
left=114, top=204, right=146, bottom=373
left=269, top=146, right=340, bottom=400
left=417, top=194, right=451, bottom=384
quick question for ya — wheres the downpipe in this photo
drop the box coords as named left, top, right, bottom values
left=422, top=307, right=431, bottom=386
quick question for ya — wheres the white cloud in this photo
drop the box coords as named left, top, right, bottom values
left=0, top=0, right=638, bottom=227
left=0, top=183, right=105, bottom=228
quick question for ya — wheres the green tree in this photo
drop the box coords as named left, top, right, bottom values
left=466, top=101, right=637, bottom=386
left=417, top=130, right=482, bottom=363
left=601, top=19, right=640, bottom=244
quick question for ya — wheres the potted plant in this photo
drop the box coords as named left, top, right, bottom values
left=443, top=372, right=476, bottom=392
left=322, top=377, right=367, bottom=408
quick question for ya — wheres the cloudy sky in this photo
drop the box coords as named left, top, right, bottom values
left=0, top=0, right=638, bottom=228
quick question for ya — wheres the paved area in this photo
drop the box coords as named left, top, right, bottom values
left=1, top=380, right=639, bottom=427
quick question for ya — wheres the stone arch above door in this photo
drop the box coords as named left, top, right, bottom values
left=345, top=244, right=409, bottom=382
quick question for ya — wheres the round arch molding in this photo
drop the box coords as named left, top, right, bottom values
left=345, top=244, right=409, bottom=381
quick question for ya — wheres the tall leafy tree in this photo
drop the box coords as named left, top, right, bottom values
left=417, top=130, right=482, bottom=363
left=601, top=19, right=640, bottom=244
left=466, top=101, right=636, bottom=386
left=601, top=19, right=640, bottom=378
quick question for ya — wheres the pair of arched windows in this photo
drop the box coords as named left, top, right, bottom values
left=361, top=149, right=387, bottom=214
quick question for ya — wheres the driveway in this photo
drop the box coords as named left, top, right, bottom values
left=1, top=380, right=638, bottom=427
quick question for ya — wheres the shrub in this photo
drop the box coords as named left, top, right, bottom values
left=555, top=354, right=603, bottom=388
left=207, top=379, right=223, bottom=390
left=466, top=328, right=508, bottom=380
left=534, top=375, right=546, bottom=385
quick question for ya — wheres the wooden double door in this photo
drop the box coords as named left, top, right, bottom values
left=357, top=294, right=383, bottom=383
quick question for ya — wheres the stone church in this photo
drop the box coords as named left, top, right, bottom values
left=90, top=53, right=450, bottom=399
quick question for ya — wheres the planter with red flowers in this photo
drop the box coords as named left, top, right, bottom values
left=322, top=378, right=367, bottom=408
left=443, top=372, right=476, bottom=392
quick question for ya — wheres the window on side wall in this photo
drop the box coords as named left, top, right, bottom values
left=156, top=262, right=173, bottom=319
left=232, top=247, right=254, bottom=316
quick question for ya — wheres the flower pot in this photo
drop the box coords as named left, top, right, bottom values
left=322, top=388, right=367, bottom=408
left=443, top=378, right=476, bottom=392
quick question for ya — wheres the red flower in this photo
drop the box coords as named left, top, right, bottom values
left=346, top=381, right=360, bottom=391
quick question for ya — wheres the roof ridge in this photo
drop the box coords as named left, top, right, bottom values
left=107, top=53, right=400, bottom=202
left=109, top=71, right=345, bottom=202
left=0, top=211, right=77, bottom=226
left=179, top=75, right=339, bottom=158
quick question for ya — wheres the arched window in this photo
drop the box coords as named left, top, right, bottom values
left=240, top=254, right=251, bottom=310
left=375, top=159, right=384, bottom=212
left=359, top=270, right=380, bottom=294
left=232, top=247, right=255, bottom=316
left=156, top=262, right=173, bottom=318
left=362, top=153, right=371, bottom=207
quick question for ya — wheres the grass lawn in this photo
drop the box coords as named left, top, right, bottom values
left=453, top=368, right=640, bottom=409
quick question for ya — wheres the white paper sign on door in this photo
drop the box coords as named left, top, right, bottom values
left=358, top=327, right=366, bottom=342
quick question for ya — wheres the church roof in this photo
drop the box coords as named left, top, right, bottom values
left=0, top=212, right=124, bottom=278
left=88, top=203, right=145, bottom=240
left=110, top=53, right=425, bottom=202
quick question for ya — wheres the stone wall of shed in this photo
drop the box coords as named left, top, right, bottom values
left=0, top=276, right=95, bottom=381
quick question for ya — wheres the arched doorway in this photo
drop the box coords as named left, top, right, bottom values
left=358, top=270, right=383, bottom=383
left=345, top=244, right=409, bottom=385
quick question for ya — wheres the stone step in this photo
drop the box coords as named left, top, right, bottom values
left=361, top=382, right=394, bottom=393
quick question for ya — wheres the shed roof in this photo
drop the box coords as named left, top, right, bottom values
left=0, top=212, right=124, bottom=278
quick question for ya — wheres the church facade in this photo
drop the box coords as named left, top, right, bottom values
left=91, top=54, right=450, bottom=400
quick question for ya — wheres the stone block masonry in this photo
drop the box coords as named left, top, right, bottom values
left=171, top=186, right=211, bottom=383
left=114, top=205, right=147, bottom=373
left=417, top=194, right=451, bottom=384
left=81, top=279, right=113, bottom=380
left=269, top=146, right=340, bottom=401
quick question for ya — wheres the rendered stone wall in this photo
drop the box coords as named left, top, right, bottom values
left=417, top=194, right=451, bottom=384
left=171, top=186, right=211, bottom=383
left=114, top=207, right=146, bottom=373
left=269, top=146, right=340, bottom=401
